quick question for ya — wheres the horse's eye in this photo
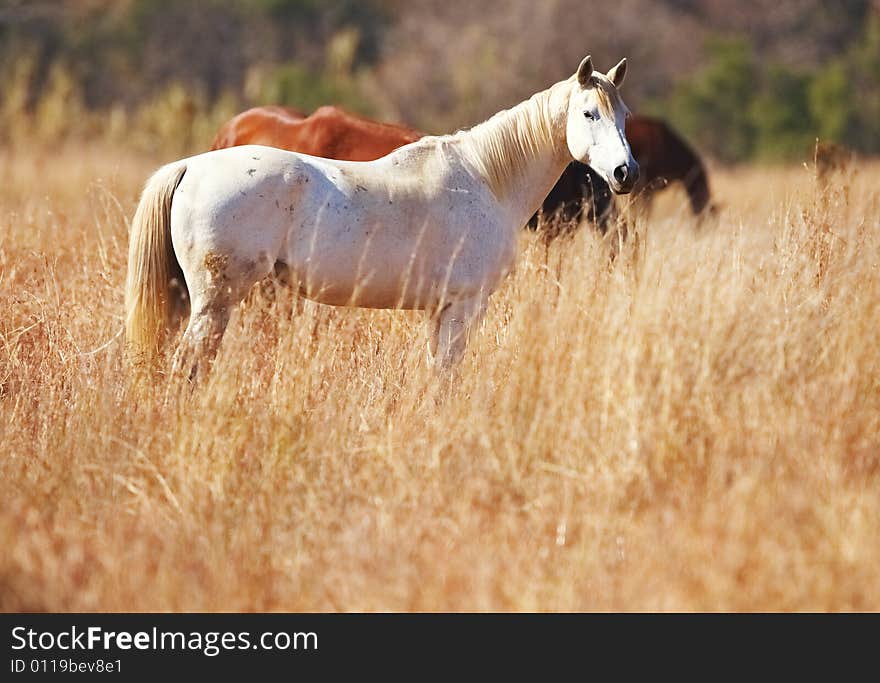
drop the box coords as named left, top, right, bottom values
left=584, top=111, right=596, bottom=121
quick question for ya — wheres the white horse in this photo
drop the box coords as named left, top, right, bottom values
left=125, top=55, right=638, bottom=378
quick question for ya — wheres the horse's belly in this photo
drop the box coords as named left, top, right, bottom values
left=284, top=218, right=500, bottom=310
left=285, top=243, right=446, bottom=310
left=278, top=165, right=508, bottom=310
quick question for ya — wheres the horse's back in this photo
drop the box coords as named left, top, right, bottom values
left=627, top=115, right=700, bottom=178
left=298, top=106, right=422, bottom=161
left=173, top=145, right=310, bottom=241
left=175, top=142, right=451, bottom=236
left=625, top=116, right=666, bottom=171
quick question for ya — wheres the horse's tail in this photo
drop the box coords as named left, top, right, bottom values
left=124, top=161, right=188, bottom=362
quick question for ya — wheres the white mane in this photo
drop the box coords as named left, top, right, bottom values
left=449, top=74, right=628, bottom=198
left=454, top=86, right=561, bottom=198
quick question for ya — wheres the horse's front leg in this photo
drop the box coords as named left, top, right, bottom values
left=429, top=295, right=488, bottom=370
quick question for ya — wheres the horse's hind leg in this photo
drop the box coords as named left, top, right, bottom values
left=172, top=251, right=275, bottom=382
left=429, top=295, right=488, bottom=371
left=172, top=304, right=232, bottom=383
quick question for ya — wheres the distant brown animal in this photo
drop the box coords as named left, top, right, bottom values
left=210, top=105, right=421, bottom=161
left=814, top=140, right=854, bottom=186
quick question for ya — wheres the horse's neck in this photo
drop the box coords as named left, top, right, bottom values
left=458, top=82, right=572, bottom=227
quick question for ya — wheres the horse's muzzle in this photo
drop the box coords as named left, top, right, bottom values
left=611, top=161, right=640, bottom=194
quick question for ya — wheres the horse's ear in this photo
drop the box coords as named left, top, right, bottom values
left=577, top=56, right=594, bottom=88
left=607, top=58, right=627, bottom=88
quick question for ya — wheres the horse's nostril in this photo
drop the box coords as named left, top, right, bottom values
left=614, top=165, right=628, bottom=184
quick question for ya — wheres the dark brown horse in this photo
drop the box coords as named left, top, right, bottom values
left=529, top=115, right=712, bottom=234
left=528, top=163, right=614, bottom=233
left=626, top=115, right=711, bottom=215
left=211, top=104, right=421, bottom=161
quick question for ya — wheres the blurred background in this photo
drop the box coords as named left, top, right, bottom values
left=1, top=0, right=878, bottom=161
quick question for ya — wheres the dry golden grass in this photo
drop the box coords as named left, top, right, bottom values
left=1, top=143, right=878, bottom=611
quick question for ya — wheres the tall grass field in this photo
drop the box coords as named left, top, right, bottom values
left=1, top=142, right=878, bottom=610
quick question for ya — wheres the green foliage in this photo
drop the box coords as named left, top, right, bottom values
left=808, top=62, right=853, bottom=144
left=236, top=0, right=390, bottom=62
left=0, top=1, right=878, bottom=161
left=846, top=12, right=880, bottom=152
left=806, top=14, right=880, bottom=155
left=751, top=66, right=815, bottom=161
left=658, top=17, right=880, bottom=162
left=667, top=38, right=757, bottom=163
left=257, top=63, right=374, bottom=116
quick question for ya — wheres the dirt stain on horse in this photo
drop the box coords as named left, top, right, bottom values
left=204, top=252, right=230, bottom=284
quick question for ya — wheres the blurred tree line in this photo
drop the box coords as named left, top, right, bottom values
left=0, top=0, right=877, bottom=162
left=659, top=15, right=880, bottom=161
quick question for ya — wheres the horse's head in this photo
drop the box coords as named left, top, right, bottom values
left=565, top=56, right=638, bottom=194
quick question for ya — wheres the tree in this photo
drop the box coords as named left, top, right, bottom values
left=808, top=61, right=854, bottom=145
left=751, top=65, right=815, bottom=160
left=668, top=38, right=757, bottom=163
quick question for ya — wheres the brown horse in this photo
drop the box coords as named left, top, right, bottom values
left=210, top=105, right=306, bottom=150
left=527, top=162, right=614, bottom=236
left=210, top=104, right=421, bottom=161
left=528, top=115, right=712, bottom=235
left=625, top=115, right=711, bottom=215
